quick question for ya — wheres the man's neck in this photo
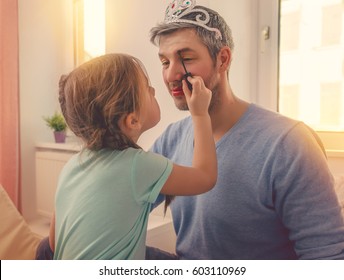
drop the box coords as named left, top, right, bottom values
left=210, top=86, right=250, bottom=143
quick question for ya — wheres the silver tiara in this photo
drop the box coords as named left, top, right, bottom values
left=164, top=0, right=222, bottom=40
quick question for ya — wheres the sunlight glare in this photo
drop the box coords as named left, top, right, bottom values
left=83, top=0, right=105, bottom=58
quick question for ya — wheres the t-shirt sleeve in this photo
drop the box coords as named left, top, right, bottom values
left=131, top=150, right=173, bottom=204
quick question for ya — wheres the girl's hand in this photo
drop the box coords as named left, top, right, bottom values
left=182, top=76, right=212, bottom=117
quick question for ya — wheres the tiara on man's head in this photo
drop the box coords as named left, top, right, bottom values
left=164, top=0, right=222, bottom=40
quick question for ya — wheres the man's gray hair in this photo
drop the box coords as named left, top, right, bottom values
left=150, top=5, right=234, bottom=64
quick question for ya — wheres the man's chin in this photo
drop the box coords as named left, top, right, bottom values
left=174, top=101, right=189, bottom=111
left=171, top=94, right=189, bottom=110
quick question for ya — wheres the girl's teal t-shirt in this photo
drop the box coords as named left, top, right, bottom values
left=54, top=148, right=172, bottom=260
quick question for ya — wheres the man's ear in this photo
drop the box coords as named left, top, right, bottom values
left=217, top=46, right=231, bottom=72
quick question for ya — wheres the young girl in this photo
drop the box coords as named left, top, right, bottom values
left=52, top=53, right=217, bottom=259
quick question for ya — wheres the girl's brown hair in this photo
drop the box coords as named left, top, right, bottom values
left=58, top=53, right=148, bottom=151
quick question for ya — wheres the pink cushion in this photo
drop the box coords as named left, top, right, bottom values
left=0, top=185, right=42, bottom=259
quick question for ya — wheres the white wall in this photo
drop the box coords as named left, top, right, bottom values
left=19, top=0, right=74, bottom=219
left=19, top=0, right=257, bottom=220
left=210, top=0, right=258, bottom=104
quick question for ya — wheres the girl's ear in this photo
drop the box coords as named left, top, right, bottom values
left=125, top=112, right=141, bottom=131
left=217, top=46, right=231, bottom=72
left=117, top=112, right=142, bottom=143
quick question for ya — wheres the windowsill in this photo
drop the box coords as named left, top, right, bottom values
left=317, top=132, right=344, bottom=152
left=326, top=149, right=344, bottom=158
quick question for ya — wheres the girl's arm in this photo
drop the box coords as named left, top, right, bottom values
left=161, top=76, right=217, bottom=196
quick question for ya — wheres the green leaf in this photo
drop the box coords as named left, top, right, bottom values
left=43, top=112, right=67, bottom=132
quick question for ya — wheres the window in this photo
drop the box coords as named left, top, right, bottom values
left=280, top=9, right=301, bottom=51
left=320, top=82, right=342, bottom=128
left=279, top=84, right=300, bottom=118
left=73, top=0, right=105, bottom=66
left=321, top=3, right=342, bottom=46
left=258, top=0, right=344, bottom=150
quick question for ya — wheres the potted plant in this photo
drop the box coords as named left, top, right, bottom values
left=43, top=112, right=67, bottom=143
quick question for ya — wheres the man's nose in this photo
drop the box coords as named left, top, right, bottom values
left=165, top=61, right=185, bottom=83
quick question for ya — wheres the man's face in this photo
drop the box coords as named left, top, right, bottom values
left=158, top=28, right=219, bottom=110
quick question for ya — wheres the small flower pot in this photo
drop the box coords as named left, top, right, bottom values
left=54, top=131, right=66, bottom=143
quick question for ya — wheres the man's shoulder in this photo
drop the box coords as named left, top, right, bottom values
left=168, top=115, right=192, bottom=128
left=249, top=104, right=325, bottom=153
left=151, top=116, right=192, bottom=154
left=161, top=116, right=192, bottom=137
left=249, top=104, right=301, bottom=133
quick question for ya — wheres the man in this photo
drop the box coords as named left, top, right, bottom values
left=146, top=0, right=344, bottom=259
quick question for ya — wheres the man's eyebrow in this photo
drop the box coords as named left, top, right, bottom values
left=158, top=48, right=195, bottom=58
left=176, top=48, right=194, bottom=54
